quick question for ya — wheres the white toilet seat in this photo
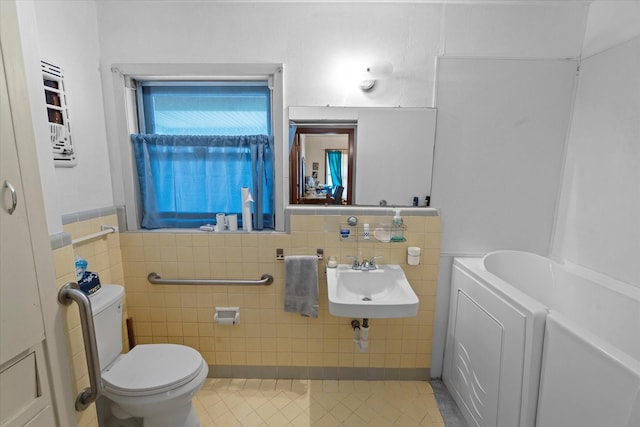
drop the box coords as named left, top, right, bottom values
left=102, top=344, right=206, bottom=397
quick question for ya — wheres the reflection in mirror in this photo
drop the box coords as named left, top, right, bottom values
left=290, top=126, right=355, bottom=205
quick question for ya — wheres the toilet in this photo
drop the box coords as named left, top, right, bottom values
left=90, top=284, right=208, bottom=427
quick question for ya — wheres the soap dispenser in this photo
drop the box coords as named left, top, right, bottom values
left=391, top=209, right=404, bottom=242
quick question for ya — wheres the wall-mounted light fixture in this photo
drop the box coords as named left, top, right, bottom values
left=359, top=61, right=394, bottom=91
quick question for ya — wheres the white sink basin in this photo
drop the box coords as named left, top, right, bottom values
left=326, top=264, right=419, bottom=318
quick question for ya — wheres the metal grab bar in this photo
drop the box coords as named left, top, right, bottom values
left=72, top=225, right=116, bottom=246
left=147, top=272, right=273, bottom=286
left=57, top=282, right=102, bottom=411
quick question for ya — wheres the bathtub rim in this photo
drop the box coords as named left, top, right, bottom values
left=483, top=249, right=640, bottom=300
left=453, top=255, right=549, bottom=316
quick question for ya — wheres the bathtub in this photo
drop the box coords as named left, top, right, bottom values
left=443, top=250, right=640, bottom=427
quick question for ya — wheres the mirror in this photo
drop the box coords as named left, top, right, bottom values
left=289, top=106, right=437, bottom=206
left=290, top=126, right=355, bottom=205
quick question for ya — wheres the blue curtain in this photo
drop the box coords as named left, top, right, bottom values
left=131, top=134, right=274, bottom=229
left=327, top=150, right=343, bottom=187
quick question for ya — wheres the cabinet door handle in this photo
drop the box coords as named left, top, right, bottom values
left=3, top=180, right=17, bottom=215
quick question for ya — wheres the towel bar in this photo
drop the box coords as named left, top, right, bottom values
left=147, top=272, right=273, bottom=286
left=276, top=248, right=324, bottom=260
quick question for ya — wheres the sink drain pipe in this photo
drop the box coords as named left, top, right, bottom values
left=351, top=319, right=369, bottom=352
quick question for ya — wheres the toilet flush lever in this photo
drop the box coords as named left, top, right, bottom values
left=58, top=282, right=103, bottom=410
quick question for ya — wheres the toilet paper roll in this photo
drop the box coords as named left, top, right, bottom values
left=214, top=316, right=237, bottom=325
left=227, top=214, right=238, bottom=231
left=215, top=213, right=226, bottom=232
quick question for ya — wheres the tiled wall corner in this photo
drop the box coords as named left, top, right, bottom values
left=52, top=211, right=128, bottom=427
left=52, top=243, right=98, bottom=427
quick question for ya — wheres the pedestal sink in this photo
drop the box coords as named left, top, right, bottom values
left=326, top=264, right=419, bottom=318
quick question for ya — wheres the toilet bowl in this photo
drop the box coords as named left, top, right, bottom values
left=101, top=344, right=208, bottom=427
left=90, top=285, right=208, bottom=427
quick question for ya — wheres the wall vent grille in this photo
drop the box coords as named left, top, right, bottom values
left=41, top=60, right=76, bottom=167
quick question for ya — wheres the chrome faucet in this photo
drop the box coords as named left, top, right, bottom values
left=368, top=256, right=383, bottom=270
left=348, top=256, right=383, bottom=271
left=347, top=256, right=360, bottom=270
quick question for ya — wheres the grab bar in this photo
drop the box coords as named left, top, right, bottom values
left=147, top=272, right=273, bottom=286
left=57, top=282, right=102, bottom=411
left=72, top=225, right=116, bottom=246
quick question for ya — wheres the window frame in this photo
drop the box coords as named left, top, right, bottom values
left=108, top=63, right=285, bottom=231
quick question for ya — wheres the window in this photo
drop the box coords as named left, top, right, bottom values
left=137, top=82, right=271, bottom=135
left=132, top=80, right=274, bottom=229
left=326, top=149, right=348, bottom=189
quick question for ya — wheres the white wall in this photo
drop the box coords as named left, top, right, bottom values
left=442, top=2, right=588, bottom=58
left=32, top=0, right=113, bottom=218
left=552, top=7, right=640, bottom=287
left=14, top=1, right=114, bottom=234
left=581, top=0, right=640, bottom=58
left=428, top=2, right=588, bottom=377
left=432, top=58, right=578, bottom=255
left=96, top=1, right=443, bottom=108
left=14, top=1, right=63, bottom=234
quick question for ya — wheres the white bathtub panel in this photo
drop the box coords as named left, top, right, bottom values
left=536, top=314, right=640, bottom=427
left=451, top=291, right=502, bottom=427
left=553, top=265, right=640, bottom=359
left=628, top=388, right=640, bottom=427
left=447, top=252, right=640, bottom=427
left=444, top=264, right=544, bottom=427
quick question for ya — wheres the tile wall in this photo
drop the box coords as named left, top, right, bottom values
left=120, top=208, right=441, bottom=379
left=47, top=206, right=441, bottom=427
left=51, top=211, right=126, bottom=427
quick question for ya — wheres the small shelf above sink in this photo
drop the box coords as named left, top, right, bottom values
left=339, top=223, right=406, bottom=243
left=326, top=264, right=419, bottom=318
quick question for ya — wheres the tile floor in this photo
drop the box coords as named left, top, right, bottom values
left=194, top=378, right=448, bottom=426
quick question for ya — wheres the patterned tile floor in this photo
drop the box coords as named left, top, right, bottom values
left=194, top=378, right=447, bottom=427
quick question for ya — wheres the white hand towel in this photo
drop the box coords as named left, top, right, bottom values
left=284, top=255, right=319, bottom=318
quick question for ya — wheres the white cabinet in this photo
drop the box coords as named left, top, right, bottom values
left=0, top=35, right=54, bottom=427
left=0, top=48, right=46, bottom=368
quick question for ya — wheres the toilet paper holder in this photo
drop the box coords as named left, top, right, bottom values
left=214, top=307, right=240, bottom=325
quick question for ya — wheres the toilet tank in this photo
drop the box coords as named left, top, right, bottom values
left=89, top=284, right=125, bottom=370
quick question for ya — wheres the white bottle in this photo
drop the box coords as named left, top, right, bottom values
left=363, top=223, right=370, bottom=240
